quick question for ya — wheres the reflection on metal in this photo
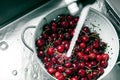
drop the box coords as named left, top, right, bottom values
left=0, top=41, right=8, bottom=51
left=0, top=0, right=119, bottom=80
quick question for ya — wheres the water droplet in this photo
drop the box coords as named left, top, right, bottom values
left=25, top=68, right=28, bottom=72
left=33, top=73, right=38, bottom=79
left=0, top=41, right=8, bottom=51
left=12, top=70, right=17, bottom=76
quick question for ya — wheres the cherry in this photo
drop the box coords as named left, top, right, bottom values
left=87, top=73, right=93, bottom=80
left=51, top=33, right=57, bottom=39
left=77, top=52, right=84, bottom=60
left=67, top=15, right=73, bottom=21
left=61, top=21, right=69, bottom=28
left=78, top=69, right=86, bottom=77
left=96, top=54, right=102, bottom=61
left=91, top=61, right=97, bottom=66
left=69, top=20, right=75, bottom=27
left=82, top=35, right=89, bottom=43
left=65, top=68, right=72, bottom=75
left=92, top=71, right=98, bottom=79
left=45, top=62, right=52, bottom=68
left=47, top=67, right=55, bottom=74
left=85, top=47, right=91, bottom=54
left=79, top=42, right=86, bottom=49
left=98, top=67, right=104, bottom=75
left=54, top=72, right=62, bottom=79
left=65, top=62, right=72, bottom=68
left=83, top=55, right=89, bottom=61
left=57, top=45, right=65, bottom=53
left=57, top=66, right=65, bottom=72
left=81, top=77, right=88, bottom=80
left=71, top=76, right=78, bottom=80
left=64, top=42, right=70, bottom=51
left=54, top=40, right=61, bottom=46
left=65, top=32, right=71, bottom=40
left=74, top=16, right=79, bottom=23
left=37, top=51, right=44, bottom=57
left=78, top=62, right=85, bottom=69
left=93, top=41, right=99, bottom=49
left=42, top=33, right=48, bottom=39
left=89, top=52, right=96, bottom=60
left=82, top=26, right=90, bottom=34
left=51, top=21, right=57, bottom=27
left=43, top=56, right=49, bottom=63
left=58, top=34, right=64, bottom=39
left=72, top=63, right=78, bottom=71
left=51, top=57, right=57, bottom=64
left=77, top=37, right=82, bottom=43
left=52, top=25, right=57, bottom=33
left=47, top=47, right=54, bottom=55
left=100, top=61, right=108, bottom=68
left=101, top=54, right=109, bottom=61
left=36, top=39, right=44, bottom=47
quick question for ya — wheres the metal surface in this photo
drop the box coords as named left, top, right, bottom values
left=0, top=0, right=120, bottom=80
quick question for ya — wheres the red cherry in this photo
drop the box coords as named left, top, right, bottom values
left=81, top=77, right=88, bottom=80
left=51, top=57, right=57, bottom=64
left=65, top=32, right=71, bottom=40
left=93, top=41, right=99, bottom=49
left=69, top=20, right=75, bottom=27
left=78, top=69, right=86, bottom=77
left=58, top=34, right=64, bottom=39
left=43, top=56, right=49, bottom=63
left=57, top=66, right=65, bottom=72
left=47, top=67, right=55, bottom=74
left=96, top=54, right=102, bottom=61
left=77, top=52, right=84, bottom=60
left=37, top=51, right=44, bottom=57
left=82, top=26, right=90, bottom=33
left=74, top=16, right=79, bottom=23
left=54, top=40, right=61, bottom=46
left=51, top=33, right=57, bottom=39
left=72, top=63, right=78, bottom=71
left=83, top=55, right=89, bottom=61
left=47, top=47, right=54, bottom=55
left=65, top=68, right=72, bottom=75
left=61, top=21, right=69, bottom=28
left=52, top=25, right=57, bottom=33
left=65, top=62, right=72, bottom=68
left=101, top=54, right=109, bottom=61
left=91, top=61, right=97, bottom=66
left=89, top=52, right=96, bottom=60
left=98, top=67, right=104, bottom=75
left=57, top=45, right=65, bottom=53
left=45, top=62, right=52, bottom=68
left=51, top=21, right=57, bottom=27
left=85, top=47, right=91, bottom=54
left=67, top=15, right=73, bottom=21
left=64, top=42, right=70, bottom=51
left=79, top=42, right=86, bottom=49
left=42, top=33, right=48, bottom=39
left=100, top=61, right=108, bottom=68
left=36, top=39, right=44, bottom=47
left=78, top=62, right=85, bottom=69
left=92, top=71, right=98, bottom=79
left=82, top=35, right=89, bottom=43
left=71, top=76, right=78, bottom=80
left=87, top=73, right=93, bottom=80
left=54, top=72, right=62, bottom=79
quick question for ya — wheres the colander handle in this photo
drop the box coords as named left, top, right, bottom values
left=21, top=26, right=36, bottom=52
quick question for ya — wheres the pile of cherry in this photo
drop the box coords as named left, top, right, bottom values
left=36, top=14, right=109, bottom=80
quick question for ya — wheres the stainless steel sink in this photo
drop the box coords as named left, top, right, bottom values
left=0, top=0, right=119, bottom=80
